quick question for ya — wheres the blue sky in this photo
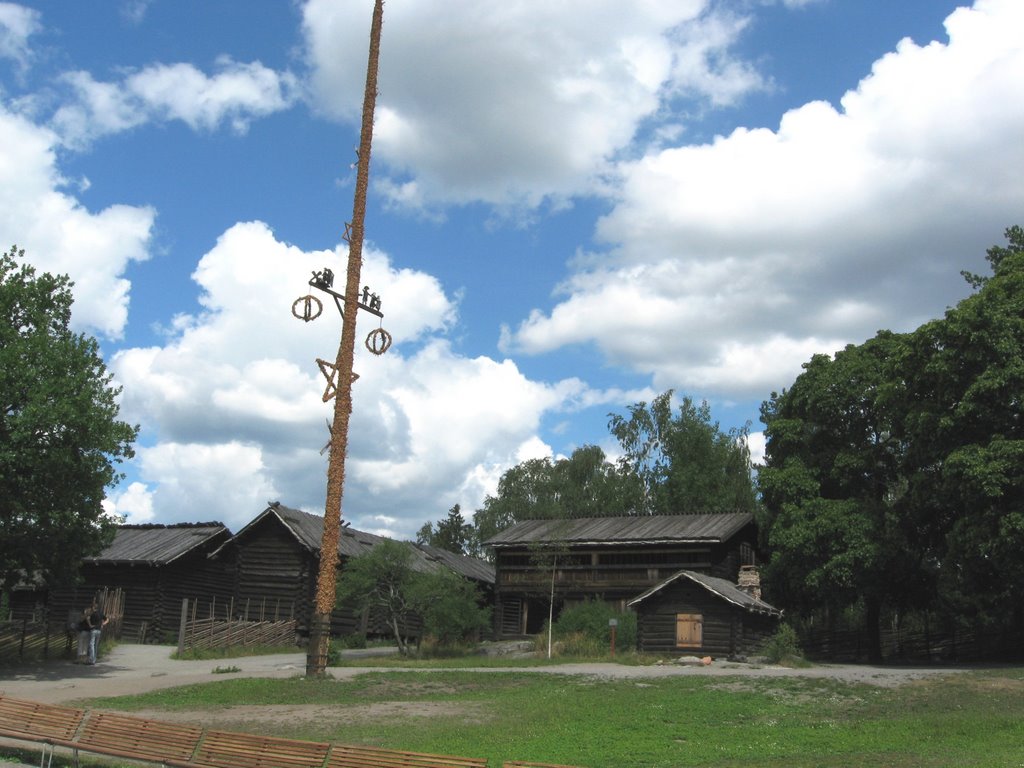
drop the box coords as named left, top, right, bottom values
left=2, top=0, right=1021, bottom=540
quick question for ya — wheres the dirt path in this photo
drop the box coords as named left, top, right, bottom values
left=0, top=643, right=972, bottom=705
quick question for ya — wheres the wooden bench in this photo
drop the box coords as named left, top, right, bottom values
left=326, top=743, right=488, bottom=768
left=75, top=710, right=203, bottom=765
left=187, top=728, right=331, bottom=768
left=0, top=695, right=85, bottom=766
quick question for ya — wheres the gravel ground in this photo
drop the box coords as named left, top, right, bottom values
left=1, top=642, right=973, bottom=705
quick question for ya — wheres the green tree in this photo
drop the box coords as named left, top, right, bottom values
left=336, top=539, right=418, bottom=654
left=416, top=504, right=472, bottom=555
left=472, top=446, right=637, bottom=548
left=0, top=248, right=138, bottom=591
left=757, top=332, right=926, bottom=662
left=408, top=568, right=491, bottom=646
left=608, top=391, right=758, bottom=515
left=896, top=225, right=1024, bottom=627
left=336, top=539, right=491, bottom=654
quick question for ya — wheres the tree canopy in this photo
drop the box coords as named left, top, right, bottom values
left=471, top=445, right=640, bottom=548
left=336, top=539, right=489, bottom=653
left=758, top=226, right=1024, bottom=657
left=608, top=391, right=759, bottom=515
left=0, top=248, right=138, bottom=591
left=468, top=395, right=759, bottom=550
left=416, top=504, right=473, bottom=555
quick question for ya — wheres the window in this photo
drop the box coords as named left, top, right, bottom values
left=676, top=613, right=703, bottom=649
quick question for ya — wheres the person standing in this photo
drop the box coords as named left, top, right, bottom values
left=87, top=602, right=108, bottom=664
left=76, top=607, right=92, bottom=663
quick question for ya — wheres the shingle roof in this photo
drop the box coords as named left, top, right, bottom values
left=413, top=543, right=495, bottom=584
left=484, top=513, right=754, bottom=548
left=216, top=503, right=494, bottom=584
left=86, top=523, right=230, bottom=566
left=628, top=569, right=782, bottom=616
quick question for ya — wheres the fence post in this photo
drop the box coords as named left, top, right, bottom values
left=177, top=598, right=189, bottom=656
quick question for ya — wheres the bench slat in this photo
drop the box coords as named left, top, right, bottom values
left=326, top=743, right=488, bottom=768
left=77, top=711, right=203, bottom=763
left=0, top=695, right=85, bottom=742
left=191, top=729, right=330, bottom=768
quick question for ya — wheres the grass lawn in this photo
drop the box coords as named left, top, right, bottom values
left=67, top=666, right=1024, bottom=768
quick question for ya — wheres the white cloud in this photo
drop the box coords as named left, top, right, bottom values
left=110, top=222, right=586, bottom=536
left=102, top=481, right=156, bottom=524
left=134, top=442, right=281, bottom=527
left=52, top=58, right=300, bottom=147
left=505, top=0, right=1024, bottom=398
left=301, top=0, right=766, bottom=211
left=0, top=2, right=39, bottom=71
left=0, top=106, right=153, bottom=339
left=746, top=431, right=766, bottom=467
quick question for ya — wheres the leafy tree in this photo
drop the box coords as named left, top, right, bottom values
left=408, top=568, right=491, bottom=646
left=336, top=539, right=490, bottom=654
left=336, top=539, right=419, bottom=654
left=0, top=248, right=137, bottom=591
left=757, top=332, right=927, bottom=662
left=896, top=225, right=1024, bottom=627
left=608, top=391, right=758, bottom=515
left=758, top=226, right=1024, bottom=657
left=472, top=446, right=637, bottom=549
left=416, top=504, right=472, bottom=555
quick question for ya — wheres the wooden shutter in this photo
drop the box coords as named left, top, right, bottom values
left=676, top=613, right=703, bottom=648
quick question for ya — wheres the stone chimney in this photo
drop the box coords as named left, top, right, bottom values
left=737, top=565, right=762, bottom=601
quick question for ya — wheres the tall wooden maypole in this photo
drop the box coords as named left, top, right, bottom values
left=304, top=0, right=387, bottom=678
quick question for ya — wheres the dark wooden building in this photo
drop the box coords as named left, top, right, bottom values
left=628, top=568, right=781, bottom=657
left=210, top=502, right=495, bottom=640
left=485, top=513, right=761, bottom=639
left=48, top=523, right=233, bottom=642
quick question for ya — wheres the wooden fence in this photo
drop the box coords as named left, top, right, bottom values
left=800, top=622, right=1024, bottom=663
left=176, top=597, right=297, bottom=654
left=0, top=587, right=124, bottom=662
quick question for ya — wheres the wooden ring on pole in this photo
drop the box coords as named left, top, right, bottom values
left=365, top=328, right=392, bottom=355
left=292, top=295, right=323, bottom=323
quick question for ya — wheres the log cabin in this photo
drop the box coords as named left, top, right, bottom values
left=48, top=523, right=233, bottom=642
left=209, top=502, right=495, bottom=640
left=484, top=513, right=773, bottom=644
left=628, top=567, right=781, bottom=657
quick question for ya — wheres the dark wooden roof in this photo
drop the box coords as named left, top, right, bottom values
left=215, top=503, right=494, bottom=584
left=413, top=543, right=495, bottom=584
left=85, top=523, right=230, bottom=566
left=628, top=569, right=782, bottom=616
left=484, top=513, right=754, bottom=548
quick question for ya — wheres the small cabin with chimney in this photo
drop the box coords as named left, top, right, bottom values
left=485, top=513, right=778, bottom=649
left=628, top=566, right=781, bottom=657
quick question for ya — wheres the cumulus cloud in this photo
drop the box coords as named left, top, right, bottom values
left=504, top=0, right=1024, bottom=397
left=0, top=106, right=153, bottom=338
left=0, top=2, right=39, bottom=72
left=51, top=58, right=300, bottom=147
left=302, top=0, right=765, bottom=211
left=110, top=222, right=587, bottom=536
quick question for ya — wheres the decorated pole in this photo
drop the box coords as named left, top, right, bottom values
left=306, top=0, right=386, bottom=678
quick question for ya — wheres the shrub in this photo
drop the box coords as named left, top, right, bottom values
left=337, top=632, right=367, bottom=649
left=760, top=623, right=804, bottom=664
left=552, top=599, right=637, bottom=652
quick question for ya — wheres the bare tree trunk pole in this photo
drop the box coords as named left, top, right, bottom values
left=306, top=0, right=385, bottom=678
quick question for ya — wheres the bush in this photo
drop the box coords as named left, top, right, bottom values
left=760, top=624, right=804, bottom=664
left=551, top=599, right=637, bottom=652
left=337, top=632, right=367, bottom=649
